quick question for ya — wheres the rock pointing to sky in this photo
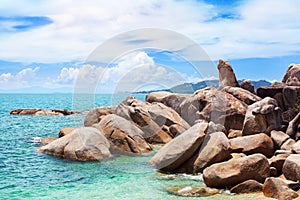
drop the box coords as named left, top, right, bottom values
left=217, top=59, right=239, bottom=89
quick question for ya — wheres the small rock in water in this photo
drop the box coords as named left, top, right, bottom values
left=167, top=186, right=220, bottom=197
left=31, top=137, right=42, bottom=143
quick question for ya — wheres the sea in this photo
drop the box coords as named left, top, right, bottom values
left=0, top=93, right=263, bottom=200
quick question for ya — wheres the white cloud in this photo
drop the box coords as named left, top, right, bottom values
left=72, top=51, right=201, bottom=93
left=0, top=67, right=39, bottom=89
left=1, top=0, right=299, bottom=63
left=55, top=67, right=79, bottom=84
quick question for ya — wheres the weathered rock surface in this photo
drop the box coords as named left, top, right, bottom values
left=193, top=131, right=231, bottom=173
left=242, top=97, right=282, bottom=136
left=223, top=86, right=261, bottom=105
left=180, top=87, right=247, bottom=131
left=148, top=102, right=190, bottom=133
left=280, top=138, right=296, bottom=150
left=227, top=129, right=242, bottom=138
left=167, top=186, right=220, bottom=197
left=282, top=64, right=300, bottom=86
left=96, top=114, right=152, bottom=154
left=286, top=112, right=300, bottom=140
left=217, top=59, right=239, bottom=89
left=150, top=122, right=208, bottom=172
left=203, top=154, right=270, bottom=188
left=270, top=130, right=290, bottom=149
left=39, top=127, right=111, bottom=161
left=146, top=92, right=190, bottom=114
left=263, top=177, right=299, bottom=200
left=257, top=85, right=284, bottom=99
left=269, top=154, right=290, bottom=174
left=230, top=133, right=274, bottom=157
left=292, top=140, right=300, bottom=154
left=10, top=109, right=76, bottom=116
left=240, top=80, right=255, bottom=94
left=58, top=127, right=75, bottom=138
left=115, top=97, right=172, bottom=144
left=283, top=154, right=300, bottom=182
left=230, top=180, right=263, bottom=194
left=84, top=106, right=115, bottom=126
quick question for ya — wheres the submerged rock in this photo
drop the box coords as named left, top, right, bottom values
left=167, top=186, right=220, bottom=197
left=39, top=127, right=111, bottom=161
left=10, top=108, right=76, bottom=116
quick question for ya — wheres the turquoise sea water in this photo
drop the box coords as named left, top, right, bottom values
left=0, top=94, right=261, bottom=200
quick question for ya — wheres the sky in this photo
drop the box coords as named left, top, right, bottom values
left=0, top=0, right=300, bottom=93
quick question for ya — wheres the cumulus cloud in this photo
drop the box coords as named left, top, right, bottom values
left=73, top=51, right=201, bottom=93
left=0, top=67, right=39, bottom=89
left=55, top=67, right=79, bottom=84
left=0, top=0, right=299, bottom=63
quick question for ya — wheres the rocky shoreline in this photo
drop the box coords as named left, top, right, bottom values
left=20, top=59, right=300, bottom=199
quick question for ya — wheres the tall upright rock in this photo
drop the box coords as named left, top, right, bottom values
left=217, top=59, right=239, bottom=89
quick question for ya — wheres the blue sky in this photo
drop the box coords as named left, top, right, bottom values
left=0, top=0, right=300, bottom=93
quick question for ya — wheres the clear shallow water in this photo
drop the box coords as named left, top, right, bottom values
left=0, top=94, right=262, bottom=200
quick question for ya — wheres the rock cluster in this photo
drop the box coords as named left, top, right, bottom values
left=37, top=59, right=300, bottom=199
left=10, top=108, right=76, bottom=116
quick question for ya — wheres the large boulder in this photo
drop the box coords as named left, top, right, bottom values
left=282, top=154, right=300, bottom=182
left=263, top=177, right=299, bottom=200
left=223, top=86, right=261, bottom=105
left=286, top=112, right=300, bottom=140
left=282, top=86, right=300, bottom=111
left=292, top=140, right=300, bottom=154
left=150, top=122, right=208, bottom=172
left=146, top=92, right=190, bottom=114
left=217, top=59, right=239, bottom=89
left=84, top=106, right=115, bottom=126
left=257, top=85, right=285, bottom=99
left=148, top=102, right=190, bottom=135
left=38, top=127, right=111, bottom=161
left=240, top=80, right=255, bottom=94
left=282, top=64, right=300, bottom=86
left=58, top=127, right=75, bottom=137
left=96, top=114, right=152, bottom=154
left=179, top=87, right=247, bottom=131
left=230, top=133, right=274, bottom=158
left=115, top=97, right=172, bottom=144
left=230, top=180, right=263, bottom=194
left=193, top=131, right=231, bottom=173
left=269, top=154, right=290, bottom=174
left=203, top=154, right=270, bottom=188
left=270, top=130, right=290, bottom=149
left=242, top=97, right=282, bottom=136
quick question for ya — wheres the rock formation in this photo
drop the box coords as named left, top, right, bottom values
left=10, top=108, right=76, bottom=116
left=217, top=59, right=239, bottom=89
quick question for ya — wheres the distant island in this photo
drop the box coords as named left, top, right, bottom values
left=133, top=79, right=271, bottom=94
